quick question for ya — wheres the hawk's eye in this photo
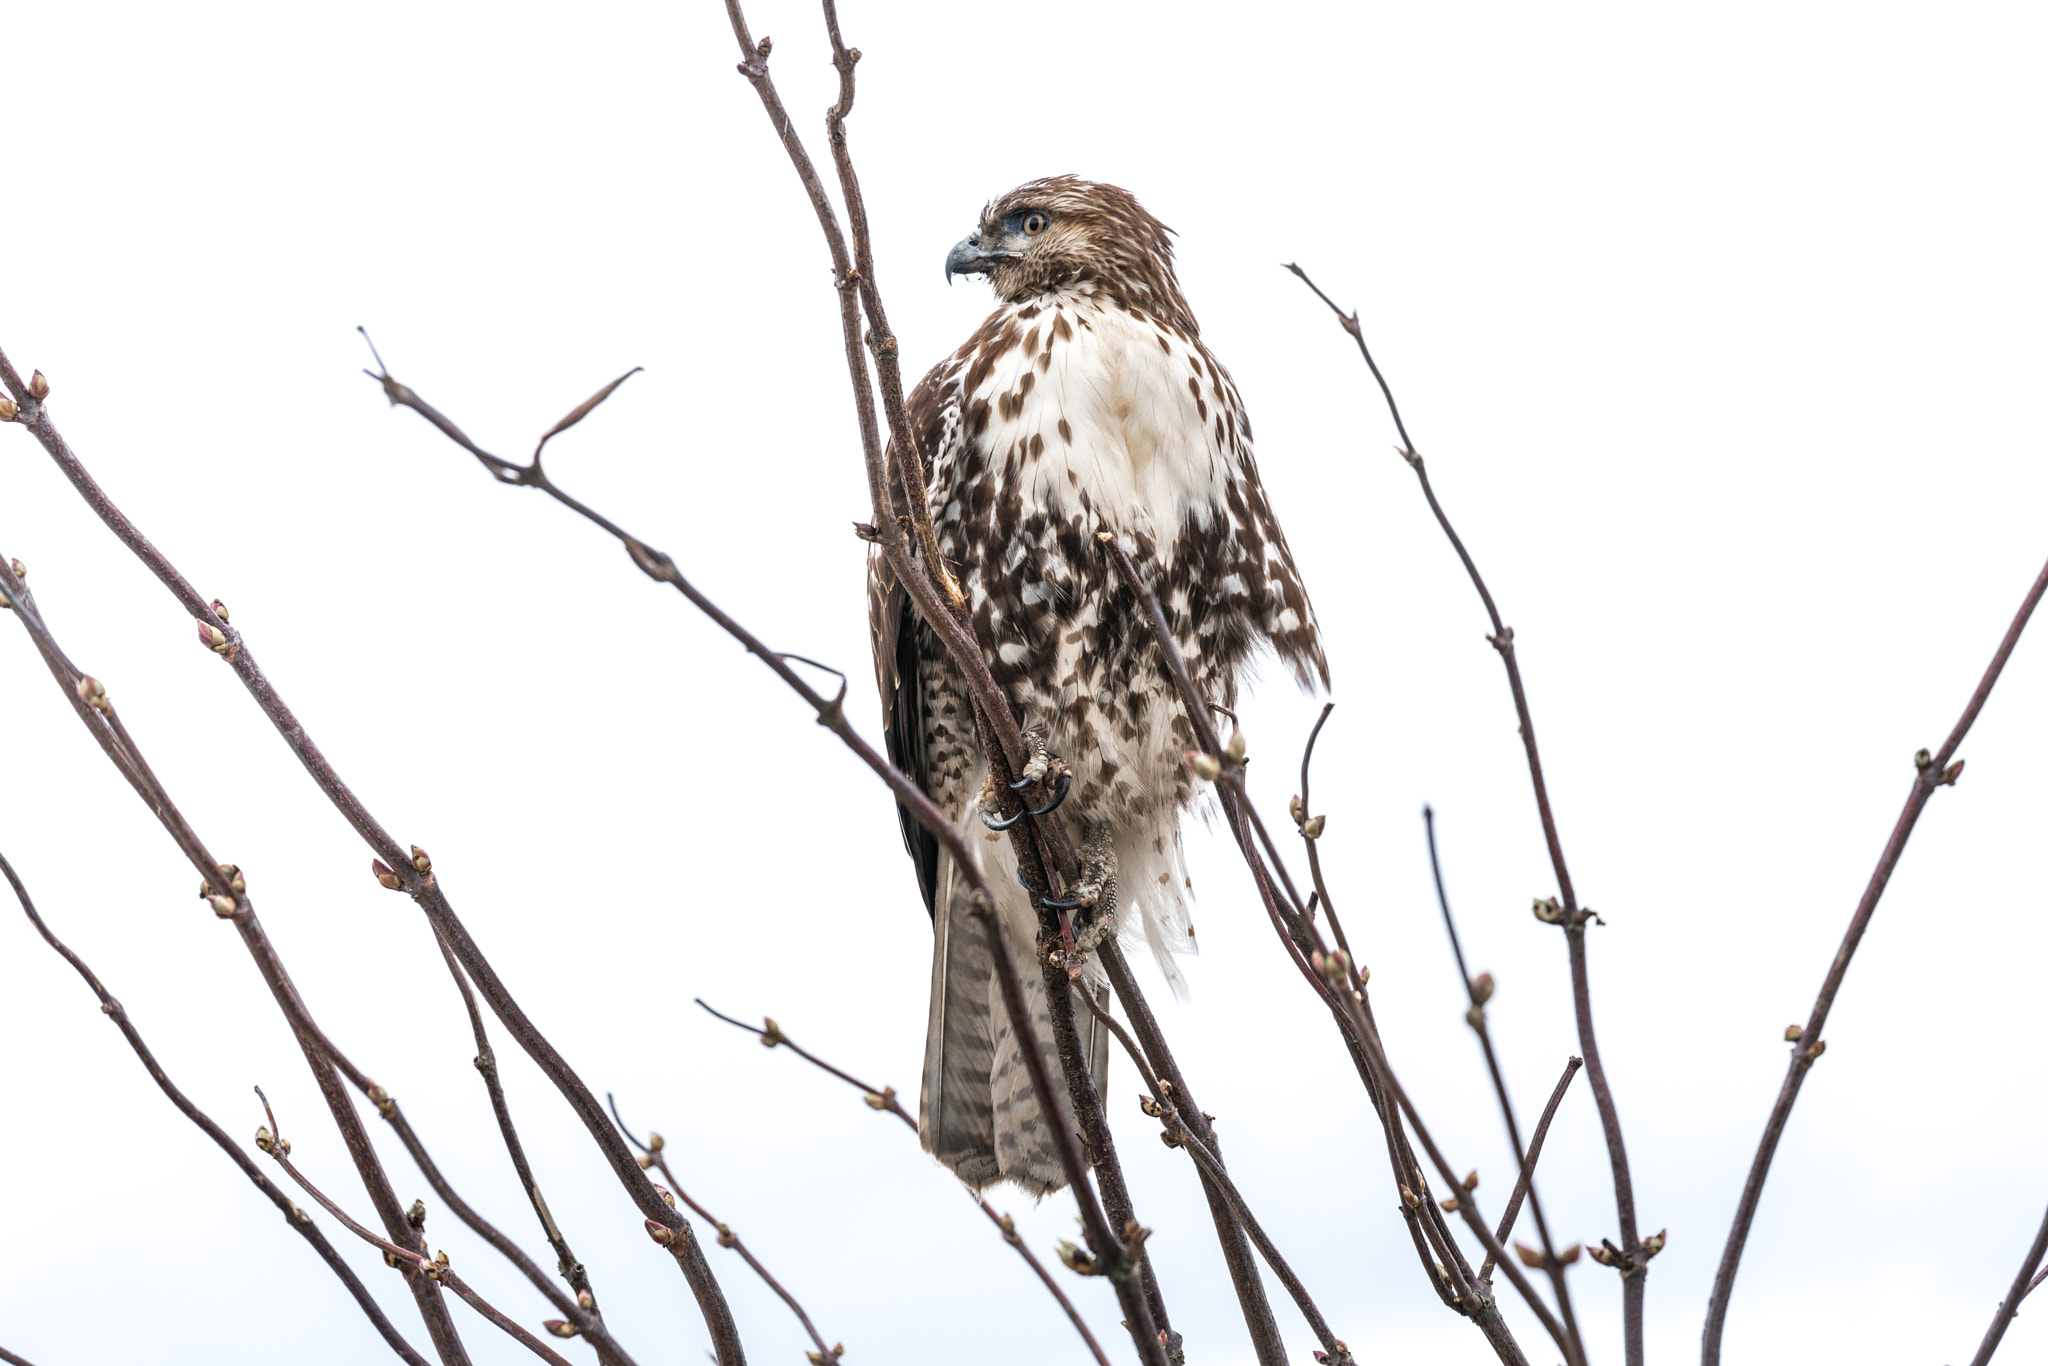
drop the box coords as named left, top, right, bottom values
left=1022, top=212, right=1048, bottom=235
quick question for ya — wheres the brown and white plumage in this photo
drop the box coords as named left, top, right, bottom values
left=870, top=177, right=1326, bottom=1194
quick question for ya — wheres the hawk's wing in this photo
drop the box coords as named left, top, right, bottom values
left=868, top=360, right=960, bottom=921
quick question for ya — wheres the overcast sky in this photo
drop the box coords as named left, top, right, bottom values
left=3, top=3, right=2045, bottom=1365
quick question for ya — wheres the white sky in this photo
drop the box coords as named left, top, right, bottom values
left=3, top=3, right=2045, bottom=1364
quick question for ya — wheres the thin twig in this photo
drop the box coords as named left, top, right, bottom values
left=1429, top=810, right=1586, bottom=1366
left=1705, top=551, right=2048, bottom=1364
left=606, top=1096, right=840, bottom=1365
left=2, top=851, right=430, bottom=1366
left=1286, top=263, right=1646, bottom=1363
left=254, top=1096, right=573, bottom=1366
left=1490, top=1060, right=1583, bottom=1266
left=690, top=1003, right=1112, bottom=1366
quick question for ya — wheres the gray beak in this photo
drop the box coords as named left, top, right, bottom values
left=945, top=230, right=993, bottom=285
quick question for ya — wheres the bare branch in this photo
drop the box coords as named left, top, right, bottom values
left=1706, top=550, right=2048, bottom=1364
left=1287, top=263, right=1646, bottom=1362
left=2, top=851, right=430, bottom=1366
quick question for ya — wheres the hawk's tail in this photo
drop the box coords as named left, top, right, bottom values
left=921, top=846, right=1109, bottom=1195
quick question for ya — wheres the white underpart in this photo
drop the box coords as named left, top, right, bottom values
left=961, top=284, right=1252, bottom=995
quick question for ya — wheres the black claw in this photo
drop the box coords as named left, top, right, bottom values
left=1027, top=771, right=1072, bottom=818
left=982, top=807, right=1026, bottom=832
left=1008, top=772, right=1039, bottom=792
left=1041, top=891, right=1086, bottom=910
left=1016, top=867, right=1036, bottom=893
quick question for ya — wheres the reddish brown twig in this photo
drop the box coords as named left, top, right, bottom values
left=1964, top=1200, right=2048, bottom=1365
left=1286, top=262, right=1646, bottom=1362
left=2, top=851, right=430, bottom=1366
left=1486, top=1058, right=1583, bottom=1274
left=0, top=348, right=748, bottom=1366
left=606, top=1095, right=840, bottom=1366
left=253, top=1093, right=572, bottom=1366
left=1705, top=550, right=2048, bottom=1364
left=0, top=556, right=472, bottom=1366
left=692, top=1002, right=1114, bottom=1366
left=1428, top=809, right=1586, bottom=1366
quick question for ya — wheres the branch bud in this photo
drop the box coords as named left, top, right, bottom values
left=1941, top=759, right=1965, bottom=786
left=1804, top=1039, right=1827, bottom=1060
left=1300, top=814, right=1325, bottom=840
left=1914, top=747, right=1933, bottom=770
left=1399, top=1184, right=1419, bottom=1208
left=210, top=894, right=237, bottom=917
left=1462, top=1170, right=1479, bottom=1191
left=653, top=1185, right=676, bottom=1208
left=218, top=864, right=245, bottom=893
left=1054, top=1239, right=1101, bottom=1274
left=76, top=675, right=109, bottom=711
left=29, top=370, right=49, bottom=399
left=407, top=1200, right=427, bottom=1229
left=1531, top=895, right=1564, bottom=924
left=577, top=1291, right=594, bottom=1311
left=0, top=396, right=17, bottom=422
left=211, top=598, right=230, bottom=622
left=9, top=558, right=23, bottom=580
left=647, top=1131, right=665, bottom=1151
left=863, top=1086, right=896, bottom=1110
left=1223, top=729, right=1246, bottom=763
left=644, top=1219, right=675, bottom=1246
left=1783, top=1024, right=1803, bottom=1042
left=254, top=1125, right=274, bottom=1152
left=1642, top=1228, right=1667, bottom=1259
left=1465, top=1004, right=1486, bottom=1030
left=410, top=844, right=432, bottom=873
left=1187, top=750, right=1222, bottom=781
left=371, top=859, right=404, bottom=891
left=636, top=1152, right=655, bottom=1169
left=1438, top=1196, right=1460, bottom=1212
left=1588, top=1242, right=1618, bottom=1267
left=198, top=619, right=229, bottom=652
left=760, top=1017, right=784, bottom=1047
left=1288, top=794, right=1306, bottom=827
left=1138, top=1092, right=1164, bottom=1119
left=1513, top=1241, right=1545, bottom=1268
left=1469, top=972, right=1495, bottom=1005
left=716, top=1223, right=736, bottom=1248
left=545, top=1320, right=578, bottom=1339
left=1557, top=1243, right=1581, bottom=1264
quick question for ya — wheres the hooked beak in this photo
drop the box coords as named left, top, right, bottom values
left=944, top=228, right=1016, bottom=285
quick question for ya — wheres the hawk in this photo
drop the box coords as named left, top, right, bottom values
left=870, top=177, right=1326, bottom=1194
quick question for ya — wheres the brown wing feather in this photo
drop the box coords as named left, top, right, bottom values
left=868, top=360, right=959, bottom=920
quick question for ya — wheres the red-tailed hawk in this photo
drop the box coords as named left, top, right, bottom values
left=871, top=177, right=1326, bottom=1193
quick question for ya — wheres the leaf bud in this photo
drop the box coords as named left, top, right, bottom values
left=1588, top=1242, right=1618, bottom=1267
left=1531, top=896, right=1564, bottom=924
left=1465, top=1004, right=1485, bottom=1030
left=433, top=1250, right=449, bottom=1269
left=1301, top=814, right=1325, bottom=840
left=198, top=619, right=228, bottom=651
left=545, top=1320, right=578, bottom=1339
left=1289, top=794, right=1306, bottom=827
left=653, top=1184, right=676, bottom=1208
left=210, top=895, right=237, bottom=917
left=1513, top=1241, right=1545, bottom=1268
left=1557, top=1243, right=1582, bottom=1265
left=1470, top=972, right=1495, bottom=1005
left=644, top=1219, right=675, bottom=1247
left=407, top=1200, right=427, bottom=1229
left=29, top=370, right=49, bottom=400
left=1438, top=1196, right=1460, bottom=1212
left=1187, top=750, right=1222, bottom=781
left=410, top=844, right=432, bottom=873
left=1399, top=1184, right=1419, bottom=1208
left=1462, top=1169, right=1479, bottom=1191
left=863, top=1087, right=895, bottom=1110
left=1642, top=1228, right=1667, bottom=1258
left=760, top=1017, right=784, bottom=1047
left=1783, top=1024, right=1803, bottom=1042
left=0, top=396, right=17, bottom=421
left=9, top=558, right=23, bottom=579
left=576, top=1291, right=594, bottom=1311
left=1941, top=759, right=1965, bottom=786
left=371, top=859, right=404, bottom=891
left=211, top=598, right=230, bottom=622
left=716, top=1223, right=736, bottom=1248
left=1054, top=1239, right=1100, bottom=1274
left=76, top=675, right=109, bottom=711
left=1223, top=729, right=1246, bottom=763
left=1805, top=1039, right=1827, bottom=1060
left=636, top=1152, right=655, bottom=1169
left=254, top=1125, right=274, bottom=1151
left=1914, top=747, right=1932, bottom=770
left=1138, top=1093, right=1164, bottom=1119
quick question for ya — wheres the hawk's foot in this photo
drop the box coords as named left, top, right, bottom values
left=981, top=730, right=1073, bottom=830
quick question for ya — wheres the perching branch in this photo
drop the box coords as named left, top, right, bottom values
left=1704, top=550, right=2048, bottom=1365
left=2, top=851, right=430, bottom=1366
left=1286, top=262, right=1647, bottom=1364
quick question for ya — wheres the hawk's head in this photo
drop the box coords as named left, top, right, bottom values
left=945, top=176, right=1195, bottom=331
